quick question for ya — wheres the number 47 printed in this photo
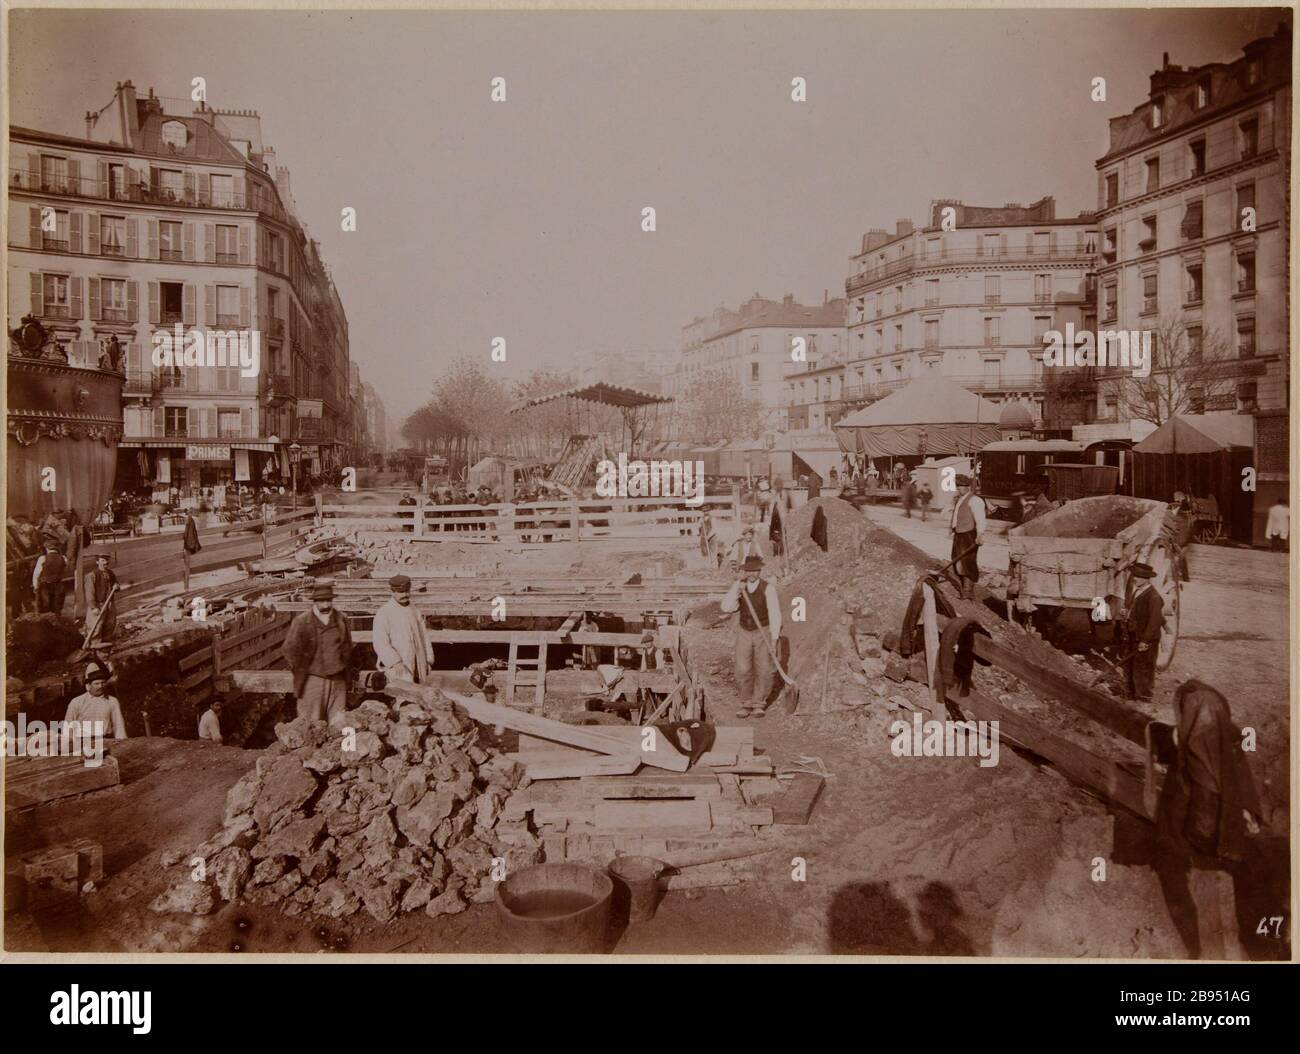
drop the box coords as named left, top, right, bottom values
left=1255, top=916, right=1286, bottom=938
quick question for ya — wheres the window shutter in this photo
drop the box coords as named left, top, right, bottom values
left=148, top=281, right=161, bottom=324
left=154, top=405, right=165, bottom=438
left=147, top=218, right=159, bottom=259
left=198, top=172, right=210, bottom=205
left=239, top=286, right=252, bottom=327
left=127, top=217, right=139, bottom=257
left=188, top=406, right=198, bottom=437
left=183, top=170, right=196, bottom=204
left=207, top=408, right=218, bottom=438
left=128, top=342, right=142, bottom=373
left=205, top=284, right=216, bottom=326
left=68, top=158, right=81, bottom=194
left=88, top=277, right=101, bottom=320
left=183, top=283, right=196, bottom=326
left=204, top=222, right=216, bottom=263
left=238, top=225, right=251, bottom=265
left=28, top=153, right=40, bottom=187
left=150, top=167, right=160, bottom=193
left=29, top=206, right=42, bottom=248
left=31, top=272, right=44, bottom=315
left=242, top=408, right=252, bottom=437
left=183, top=222, right=195, bottom=261
left=87, top=212, right=100, bottom=254
left=234, top=174, right=246, bottom=208
left=98, top=160, right=109, bottom=197
left=70, top=211, right=83, bottom=253
left=70, top=277, right=83, bottom=319
left=127, top=281, right=139, bottom=323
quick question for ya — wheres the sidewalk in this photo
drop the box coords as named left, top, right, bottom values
left=860, top=503, right=1010, bottom=575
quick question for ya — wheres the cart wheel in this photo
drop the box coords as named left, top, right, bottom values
left=1143, top=539, right=1180, bottom=670
left=1193, top=521, right=1221, bottom=545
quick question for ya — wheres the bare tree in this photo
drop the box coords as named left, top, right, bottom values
left=508, top=368, right=576, bottom=460
left=1116, top=312, right=1238, bottom=427
left=673, top=368, right=769, bottom=445
left=432, top=356, right=510, bottom=466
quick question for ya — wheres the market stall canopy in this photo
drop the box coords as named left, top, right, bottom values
left=511, top=382, right=672, bottom=413
left=1131, top=414, right=1254, bottom=454
left=833, top=377, right=1001, bottom=458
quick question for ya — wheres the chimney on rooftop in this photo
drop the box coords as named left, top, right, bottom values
left=896, top=219, right=913, bottom=237
left=783, top=294, right=795, bottom=308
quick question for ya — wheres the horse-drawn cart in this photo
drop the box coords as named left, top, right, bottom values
left=1005, top=496, right=1180, bottom=669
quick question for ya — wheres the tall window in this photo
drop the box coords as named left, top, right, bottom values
left=983, top=358, right=1001, bottom=388
left=983, top=317, right=1000, bottom=346
left=1151, top=98, right=1164, bottom=128
left=107, top=163, right=128, bottom=200
left=1140, top=215, right=1158, bottom=250
left=160, top=220, right=183, bottom=260
left=1102, top=282, right=1117, bottom=322
left=981, top=233, right=1000, bottom=256
left=894, top=285, right=903, bottom=312
left=750, top=361, right=760, bottom=383
left=1034, top=274, right=1052, bottom=303
left=1181, top=200, right=1203, bottom=241
left=1145, top=157, right=1160, bottom=193
left=100, top=215, right=126, bottom=256
left=165, top=407, right=188, bottom=437
left=1186, top=264, right=1203, bottom=304
left=925, top=319, right=939, bottom=348
left=1103, top=227, right=1118, bottom=259
left=925, top=278, right=940, bottom=306
left=40, top=155, right=67, bottom=193
left=1239, top=117, right=1259, bottom=159
left=216, top=285, right=240, bottom=327
left=1105, top=173, right=1119, bottom=207
left=160, top=281, right=184, bottom=325
left=1033, top=232, right=1050, bottom=255
left=1142, top=273, right=1158, bottom=315
left=1189, top=139, right=1206, bottom=177
left=894, top=324, right=903, bottom=351
left=155, top=168, right=183, bottom=200
left=1236, top=316, right=1255, bottom=357
left=102, top=278, right=128, bottom=321
left=210, top=173, right=234, bottom=207
left=1187, top=326, right=1203, bottom=363
left=43, top=209, right=70, bottom=251
left=1236, top=252, right=1256, bottom=293
left=1236, top=182, right=1256, bottom=219
left=42, top=274, right=70, bottom=317
left=984, top=275, right=1000, bottom=304
left=216, top=225, right=239, bottom=264
left=218, top=410, right=242, bottom=437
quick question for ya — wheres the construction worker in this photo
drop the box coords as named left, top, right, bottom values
left=372, top=574, right=431, bottom=683
left=728, top=525, right=765, bottom=568
left=720, top=555, right=782, bottom=719
left=32, top=537, right=69, bottom=614
left=198, top=700, right=224, bottom=743
left=65, top=660, right=127, bottom=740
left=1124, top=562, right=1163, bottom=702
left=282, top=579, right=353, bottom=726
left=83, top=553, right=119, bottom=647
left=948, top=475, right=986, bottom=600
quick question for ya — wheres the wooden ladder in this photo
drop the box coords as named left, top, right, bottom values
left=506, top=637, right=548, bottom=713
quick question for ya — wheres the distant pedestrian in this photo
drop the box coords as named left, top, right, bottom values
left=916, top=482, right=933, bottom=522
left=283, top=579, right=353, bottom=726
left=398, top=490, right=417, bottom=533
left=182, top=510, right=201, bottom=590
left=901, top=479, right=916, bottom=518
left=1265, top=497, right=1288, bottom=553
left=866, top=464, right=880, bottom=490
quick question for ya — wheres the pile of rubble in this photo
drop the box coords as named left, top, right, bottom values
left=151, top=690, right=540, bottom=922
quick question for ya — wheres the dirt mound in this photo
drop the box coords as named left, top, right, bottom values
left=150, top=692, right=537, bottom=922
left=781, top=497, right=870, bottom=560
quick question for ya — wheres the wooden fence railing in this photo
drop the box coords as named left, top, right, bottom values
left=176, top=608, right=292, bottom=707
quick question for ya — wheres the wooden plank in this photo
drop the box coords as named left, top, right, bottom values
left=709, top=802, right=774, bottom=826
left=944, top=686, right=1153, bottom=819
left=593, top=800, right=712, bottom=834
left=967, top=632, right=1149, bottom=746
left=717, top=773, right=745, bottom=803
left=5, top=755, right=121, bottom=809
left=178, top=646, right=215, bottom=673
left=522, top=755, right=641, bottom=780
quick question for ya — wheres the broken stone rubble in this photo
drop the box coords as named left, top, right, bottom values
left=151, top=689, right=539, bottom=923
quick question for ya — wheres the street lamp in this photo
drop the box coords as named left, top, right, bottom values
left=289, top=441, right=302, bottom=511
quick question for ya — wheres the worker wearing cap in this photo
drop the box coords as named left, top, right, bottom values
left=65, top=661, right=127, bottom=739
left=372, top=574, right=431, bottom=683
left=32, top=537, right=69, bottom=614
left=948, top=475, right=987, bottom=601
left=1124, top=562, right=1163, bottom=702
left=83, top=553, right=119, bottom=647
left=720, top=555, right=782, bottom=718
left=283, top=579, right=353, bottom=726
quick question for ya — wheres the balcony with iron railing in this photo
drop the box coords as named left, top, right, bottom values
left=9, top=169, right=250, bottom=210
left=848, top=244, right=1096, bottom=292
left=124, top=368, right=159, bottom=395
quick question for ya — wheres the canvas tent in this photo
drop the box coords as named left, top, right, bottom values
left=467, top=456, right=516, bottom=501
left=1131, top=414, right=1254, bottom=542
left=833, top=377, right=1001, bottom=458
left=769, top=431, right=843, bottom=485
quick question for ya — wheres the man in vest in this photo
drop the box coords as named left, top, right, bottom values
left=372, top=574, right=431, bottom=683
left=1124, top=562, right=1163, bottom=702
left=283, top=579, right=353, bottom=726
left=948, top=475, right=987, bottom=600
left=83, top=553, right=119, bottom=647
left=32, top=537, right=69, bottom=614
left=720, top=555, right=783, bottom=718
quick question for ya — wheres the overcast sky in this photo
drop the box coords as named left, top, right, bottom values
left=9, top=7, right=1283, bottom=428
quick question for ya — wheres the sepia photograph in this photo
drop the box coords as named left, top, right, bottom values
left=1, top=1, right=1294, bottom=979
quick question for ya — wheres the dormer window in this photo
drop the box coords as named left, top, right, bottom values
left=1151, top=98, right=1164, bottom=128
left=1246, top=58, right=1261, bottom=86
left=1195, top=76, right=1211, bottom=109
left=160, top=120, right=188, bottom=149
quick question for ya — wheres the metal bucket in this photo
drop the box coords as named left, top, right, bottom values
left=608, top=855, right=664, bottom=923
left=494, top=863, right=613, bottom=953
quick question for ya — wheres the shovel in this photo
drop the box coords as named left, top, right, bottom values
left=72, top=583, right=118, bottom=662
left=740, top=587, right=800, bottom=714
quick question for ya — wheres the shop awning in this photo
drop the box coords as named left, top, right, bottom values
left=119, top=440, right=278, bottom=452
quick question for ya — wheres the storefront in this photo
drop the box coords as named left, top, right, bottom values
left=117, top=440, right=281, bottom=506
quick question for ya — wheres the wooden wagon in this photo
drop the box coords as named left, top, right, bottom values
left=1006, top=495, right=1181, bottom=669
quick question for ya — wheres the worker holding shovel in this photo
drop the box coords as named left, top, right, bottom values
left=82, top=553, right=120, bottom=648
left=720, top=555, right=782, bottom=718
